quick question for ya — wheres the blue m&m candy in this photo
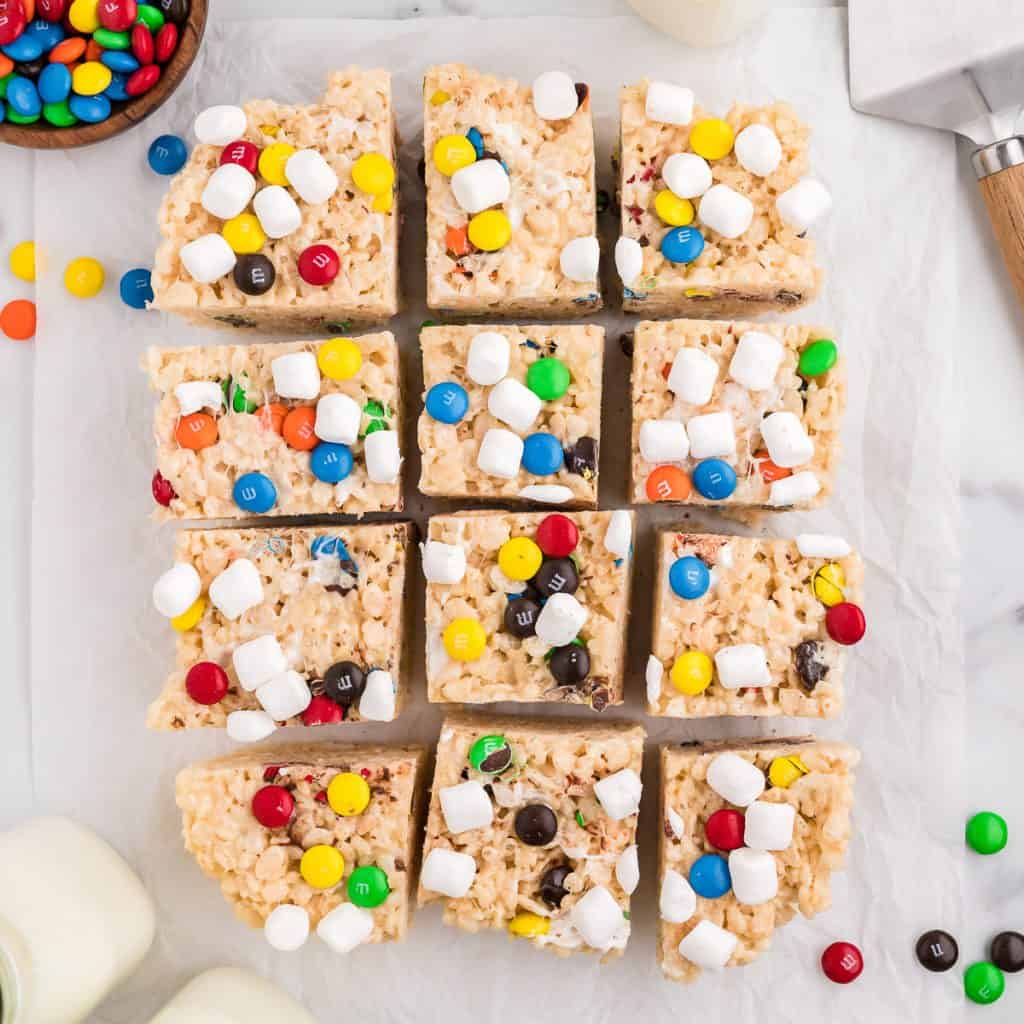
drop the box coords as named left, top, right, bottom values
left=104, top=73, right=130, bottom=102
left=233, top=472, right=277, bottom=514
left=148, top=134, right=188, bottom=175
left=466, top=126, right=484, bottom=158
left=69, top=94, right=111, bottom=124
left=2, top=34, right=45, bottom=63
left=692, top=458, right=737, bottom=500
left=37, top=64, right=71, bottom=105
left=669, top=555, right=710, bottom=600
left=311, top=535, right=352, bottom=561
left=27, top=18, right=63, bottom=49
left=689, top=853, right=731, bottom=899
left=661, top=226, right=705, bottom=265
left=425, top=381, right=468, bottom=424
left=6, top=77, right=41, bottom=119
left=521, top=432, right=565, bottom=476
left=119, top=268, right=154, bottom=310
left=101, top=51, right=140, bottom=74
left=310, top=442, right=353, bottom=484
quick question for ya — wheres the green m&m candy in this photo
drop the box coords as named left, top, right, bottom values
left=136, top=5, right=166, bottom=31
left=527, top=357, right=570, bottom=400
left=6, top=110, right=41, bottom=125
left=44, top=101, right=78, bottom=128
left=222, top=375, right=259, bottom=414
left=964, top=961, right=1005, bottom=1005
left=347, top=864, right=390, bottom=908
left=0, top=73, right=13, bottom=100
left=468, top=734, right=513, bottom=774
left=93, top=28, right=132, bottom=50
left=966, top=811, right=1008, bottom=854
left=798, top=338, right=838, bottom=378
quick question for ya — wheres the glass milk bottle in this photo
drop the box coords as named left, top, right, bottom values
left=149, top=967, right=318, bottom=1023
left=628, top=0, right=769, bottom=47
left=0, top=816, right=155, bottom=1023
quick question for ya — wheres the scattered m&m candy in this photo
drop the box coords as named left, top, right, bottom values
left=915, top=929, right=958, bottom=972
left=119, top=267, right=153, bottom=308
left=8, top=240, right=35, bottom=281
left=1, top=299, right=36, bottom=341
left=966, top=811, right=1008, bottom=855
left=64, top=256, right=104, bottom=297
left=148, top=133, right=188, bottom=175
left=964, top=961, right=1004, bottom=1005
left=821, top=941, right=863, bottom=984
left=991, top=931, right=1024, bottom=973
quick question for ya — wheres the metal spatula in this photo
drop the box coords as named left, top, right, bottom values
left=849, top=1, right=1024, bottom=306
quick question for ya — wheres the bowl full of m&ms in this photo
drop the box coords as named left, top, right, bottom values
left=0, top=0, right=207, bottom=149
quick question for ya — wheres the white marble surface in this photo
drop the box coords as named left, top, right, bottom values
left=0, top=0, right=1021, bottom=1018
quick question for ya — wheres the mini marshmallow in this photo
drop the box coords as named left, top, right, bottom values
left=795, top=534, right=851, bottom=559
left=421, top=848, right=477, bottom=898
left=316, top=903, right=375, bottom=954
left=271, top=351, right=320, bottom=400
left=615, top=845, right=640, bottom=895
left=728, top=848, right=779, bottom=906
left=594, top=767, right=642, bottom=821
left=667, top=347, right=719, bottom=404
left=179, top=233, right=236, bottom=284
left=614, top=236, right=644, bottom=287
left=193, top=104, right=247, bottom=145
left=714, top=643, right=771, bottom=689
left=645, top=81, right=694, bottom=125
left=660, top=868, right=697, bottom=924
left=264, top=904, right=310, bottom=952
left=467, top=331, right=510, bottom=386
left=209, top=558, right=264, bottom=621
left=776, top=178, right=832, bottom=232
left=232, top=634, right=287, bottom=691
left=255, top=670, right=312, bottom=721
left=743, top=801, right=796, bottom=851
left=152, top=563, right=201, bottom=619
left=729, top=331, right=784, bottom=391
left=358, top=669, right=396, bottom=722
left=706, top=752, right=766, bottom=807
left=201, top=163, right=256, bottom=220
left=662, top=152, right=712, bottom=198
left=639, top=419, right=689, bottom=462
left=365, top=430, right=402, bottom=484
left=451, top=159, right=510, bottom=214
left=760, top=411, right=814, bottom=468
left=769, top=470, right=820, bottom=507
left=253, top=185, right=302, bottom=239
left=284, top=149, right=339, bottom=205
left=666, top=807, right=685, bottom=840
left=421, top=541, right=467, bottom=584
left=517, top=485, right=574, bottom=504
left=174, top=380, right=224, bottom=416
left=225, top=709, right=277, bottom=743
left=487, top=378, right=542, bottom=433
left=570, top=885, right=624, bottom=949
left=314, top=393, right=361, bottom=445
left=477, top=428, right=525, bottom=479
left=559, top=236, right=600, bottom=283
left=677, top=920, right=738, bottom=969
left=734, top=123, right=782, bottom=177
left=699, top=184, right=754, bottom=238
left=603, top=509, right=632, bottom=558
left=645, top=654, right=664, bottom=704
left=439, top=781, right=493, bottom=834
left=686, top=411, right=736, bottom=459
left=535, top=592, right=588, bottom=647
left=531, top=70, right=578, bottom=120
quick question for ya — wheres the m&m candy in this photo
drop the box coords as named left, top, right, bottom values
left=498, top=537, right=543, bottom=581
left=425, top=381, right=469, bottom=424
left=915, top=929, right=958, bottom=972
left=298, top=243, right=339, bottom=286
left=0, top=299, right=36, bottom=341
left=670, top=651, right=713, bottom=695
left=526, top=357, right=570, bottom=400
left=669, top=555, right=710, bottom=600
left=468, top=734, right=512, bottom=774
left=220, top=138, right=259, bottom=174
left=327, top=772, right=371, bottom=816
left=309, top=442, right=353, bottom=484
left=119, top=267, right=153, bottom=309
left=233, top=471, right=277, bottom=514
left=661, top=225, right=705, bottom=264
left=251, top=785, right=295, bottom=829
left=821, top=941, right=864, bottom=984
left=351, top=152, right=394, bottom=194
left=824, top=602, right=866, bottom=645
left=442, top=617, right=487, bottom=661
left=966, top=811, right=1008, bottom=855
left=521, top=431, right=564, bottom=476
left=148, top=133, right=188, bottom=174
left=233, top=253, right=275, bottom=296
left=692, top=458, right=737, bottom=500
left=705, top=808, right=745, bottom=851
left=646, top=465, right=691, bottom=502
left=184, top=661, right=228, bottom=705
left=64, top=256, right=105, bottom=297
left=151, top=469, right=176, bottom=506
left=689, top=853, right=731, bottom=898
left=299, top=845, right=344, bottom=889
left=689, top=118, right=735, bottom=160
left=317, top=337, right=361, bottom=380
left=467, top=209, right=511, bottom=252
left=991, top=931, right=1024, bottom=973
left=535, top=514, right=579, bottom=558
left=964, top=961, right=1004, bottom=1005
left=8, top=240, right=35, bottom=282
left=348, top=864, right=389, bottom=908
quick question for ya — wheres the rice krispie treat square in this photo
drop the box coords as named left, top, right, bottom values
left=647, top=531, right=866, bottom=719
left=176, top=742, right=426, bottom=954
left=424, top=63, right=601, bottom=317
left=630, top=319, right=844, bottom=510
left=148, top=523, right=412, bottom=734
left=418, top=324, right=603, bottom=506
left=616, top=80, right=829, bottom=318
left=146, top=333, right=403, bottom=520
left=423, top=510, right=634, bottom=709
left=152, top=68, right=399, bottom=332
left=419, top=712, right=645, bottom=959
left=658, top=738, right=858, bottom=983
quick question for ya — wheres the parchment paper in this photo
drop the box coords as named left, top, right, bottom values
left=27, top=12, right=963, bottom=1022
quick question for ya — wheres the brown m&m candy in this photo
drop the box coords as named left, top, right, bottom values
left=915, top=929, right=958, bottom=972
left=515, top=804, right=558, bottom=846
left=234, top=253, right=276, bottom=296
left=991, top=931, right=1024, bottom=973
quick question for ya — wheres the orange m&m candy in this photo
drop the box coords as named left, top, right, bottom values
left=646, top=465, right=691, bottom=502
left=49, top=37, right=87, bottom=64
left=282, top=406, right=318, bottom=450
left=175, top=412, right=218, bottom=451
left=0, top=54, right=13, bottom=78
left=85, top=38, right=103, bottom=62
left=754, top=449, right=792, bottom=483
left=256, top=403, right=287, bottom=436
left=0, top=300, right=36, bottom=341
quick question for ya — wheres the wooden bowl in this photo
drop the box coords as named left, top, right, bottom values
left=0, top=0, right=208, bottom=150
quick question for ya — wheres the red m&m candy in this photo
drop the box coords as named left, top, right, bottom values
left=126, top=63, right=160, bottom=96
left=252, top=785, right=295, bottom=829
left=38, top=0, right=68, bottom=23
left=825, top=602, right=866, bottom=645
left=220, top=139, right=259, bottom=175
left=131, top=22, right=153, bottom=63
left=154, top=21, right=177, bottom=62
left=151, top=469, right=176, bottom=507
left=535, top=513, right=579, bottom=558
left=705, top=808, right=745, bottom=851
left=298, top=244, right=340, bottom=286
left=184, top=662, right=229, bottom=705
left=0, top=0, right=27, bottom=46
left=98, top=0, right=137, bottom=31
left=301, top=694, right=344, bottom=727
left=821, top=941, right=863, bottom=984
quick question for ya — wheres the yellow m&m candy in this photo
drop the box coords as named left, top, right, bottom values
left=689, top=118, right=735, bottom=161
left=508, top=912, right=550, bottom=938
left=222, top=214, right=266, bottom=255
left=327, top=772, right=371, bottom=817
left=813, top=563, right=845, bottom=607
left=68, top=0, right=100, bottom=34
left=654, top=189, right=694, bottom=227
left=171, top=597, right=206, bottom=633
left=352, top=153, right=395, bottom=196
left=9, top=241, right=35, bottom=283
left=64, top=257, right=105, bottom=298
left=432, top=134, right=476, bottom=177
left=258, top=143, right=296, bottom=186
left=72, top=62, right=112, bottom=97
left=768, top=755, right=809, bottom=789
left=498, top=537, right=543, bottom=581
left=443, top=618, right=487, bottom=662
left=300, top=845, right=345, bottom=889
left=318, top=338, right=362, bottom=380
left=670, top=651, right=713, bottom=695
left=430, top=90, right=451, bottom=106
left=468, top=210, right=512, bottom=252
